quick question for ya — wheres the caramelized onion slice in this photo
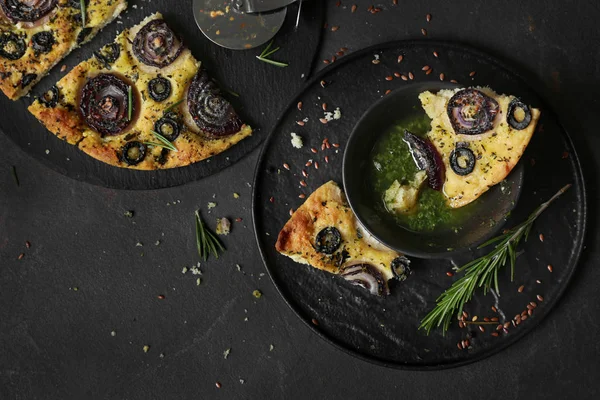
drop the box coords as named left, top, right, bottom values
left=0, top=0, right=57, bottom=23
left=132, top=19, right=183, bottom=68
left=186, top=69, right=242, bottom=138
left=403, top=130, right=445, bottom=191
left=80, top=74, right=135, bottom=136
left=447, top=89, right=499, bottom=135
left=341, top=263, right=390, bottom=296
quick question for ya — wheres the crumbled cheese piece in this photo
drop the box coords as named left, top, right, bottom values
left=207, top=202, right=217, bottom=209
left=182, top=267, right=188, bottom=274
left=216, top=218, right=231, bottom=235
left=190, top=263, right=202, bottom=275
left=143, top=345, right=150, bottom=353
left=333, top=107, right=342, bottom=120
left=233, top=192, right=240, bottom=199
left=124, top=210, right=134, bottom=218
left=269, top=344, right=274, bottom=351
left=196, top=278, right=202, bottom=286
left=291, top=132, right=303, bottom=149
left=253, top=290, right=262, bottom=299
left=324, top=112, right=333, bottom=122
left=223, top=348, right=231, bottom=359
left=110, top=331, right=116, bottom=337
left=135, top=242, right=143, bottom=247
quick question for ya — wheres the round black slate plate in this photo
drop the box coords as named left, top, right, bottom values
left=0, top=0, right=325, bottom=189
left=252, top=40, right=587, bottom=369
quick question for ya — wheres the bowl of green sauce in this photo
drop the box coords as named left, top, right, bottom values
left=342, top=82, right=524, bottom=258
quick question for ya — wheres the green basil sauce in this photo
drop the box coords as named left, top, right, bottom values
left=369, top=115, right=474, bottom=232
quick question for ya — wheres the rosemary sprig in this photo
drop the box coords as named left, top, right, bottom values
left=256, top=41, right=288, bottom=68
left=145, top=130, right=178, bottom=152
left=164, top=99, right=183, bottom=114
left=195, top=210, right=225, bottom=261
left=127, top=86, right=132, bottom=121
left=419, top=184, right=572, bottom=335
left=80, top=0, right=87, bottom=27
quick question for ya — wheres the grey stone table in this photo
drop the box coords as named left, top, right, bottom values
left=1, top=1, right=599, bottom=399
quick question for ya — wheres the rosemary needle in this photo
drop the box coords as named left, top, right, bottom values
left=195, top=210, right=224, bottom=261
left=419, top=184, right=572, bottom=335
left=256, top=40, right=289, bottom=68
left=149, top=130, right=178, bottom=152
left=80, top=0, right=86, bottom=27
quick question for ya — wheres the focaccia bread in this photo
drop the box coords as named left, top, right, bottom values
left=0, top=0, right=127, bottom=99
left=275, top=181, right=410, bottom=296
left=419, top=87, right=541, bottom=208
left=28, top=13, right=252, bottom=170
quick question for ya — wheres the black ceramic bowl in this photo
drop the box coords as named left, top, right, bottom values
left=342, top=82, right=524, bottom=259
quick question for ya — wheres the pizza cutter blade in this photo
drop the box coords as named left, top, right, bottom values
left=193, top=0, right=288, bottom=50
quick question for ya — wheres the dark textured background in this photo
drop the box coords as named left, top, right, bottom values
left=1, top=1, right=599, bottom=399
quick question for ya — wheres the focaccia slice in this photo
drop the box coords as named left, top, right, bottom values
left=28, top=13, right=252, bottom=170
left=275, top=181, right=410, bottom=296
left=419, top=87, right=541, bottom=208
left=0, top=0, right=127, bottom=100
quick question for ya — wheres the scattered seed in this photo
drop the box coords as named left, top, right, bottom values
left=372, top=59, right=380, bottom=65
left=472, top=316, right=478, bottom=322
left=393, top=0, right=398, bottom=5
left=426, top=13, right=432, bottom=22
left=314, top=162, right=319, bottom=169
left=491, top=306, right=497, bottom=313
left=18, top=253, right=24, bottom=260
left=450, top=79, right=458, bottom=83
left=340, top=47, right=348, bottom=52
left=426, top=69, right=433, bottom=75
left=323, top=59, right=330, bottom=65
left=530, top=301, right=537, bottom=308
left=319, top=118, right=328, bottom=124
left=491, top=332, right=499, bottom=337
left=393, top=72, right=401, bottom=78
left=397, top=55, right=403, bottom=63
left=331, top=56, right=336, bottom=63
left=322, top=103, right=328, bottom=111
left=269, top=196, right=274, bottom=203
left=527, top=309, right=533, bottom=316
left=537, top=295, right=544, bottom=302
left=457, top=342, right=463, bottom=350
left=25, top=241, right=31, bottom=248
left=408, top=72, right=414, bottom=80
left=562, top=151, right=570, bottom=159
left=518, top=285, right=525, bottom=293
left=469, top=71, right=476, bottom=77
left=311, top=148, right=318, bottom=153
left=302, top=170, right=308, bottom=178
left=539, top=233, right=544, bottom=242
left=215, top=382, right=222, bottom=389
left=385, top=76, right=393, bottom=81
left=462, top=311, right=469, bottom=319
left=496, top=324, right=503, bottom=331
left=536, top=279, right=542, bottom=284
left=547, top=264, right=553, bottom=272
left=332, top=143, right=340, bottom=148
left=320, top=80, right=328, bottom=88
left=422, top=65, right=430, bottom=71
left=283, top=163, right=290, bottom=170
left=446, top=271, right=454, bottom=277
left=289, top=209, right=293, bottom=216
left=479, top=326, right=485, bottom=333
left=491, top=317, right=499, bottom=322
left=439, top=73, right=445, bottom=81
left=335, top=1, right=341, bottom=6
left=296, top=120, right=305, bottom=126
left=521, top=315, right=528, bottom=321
left=458, top=321, right=465, bottom=328
left=503, top=328, right=509, bottom=334
left=351, top=4, right=357, bottom=13
left=464, top=339, right=470, bottom=348
left=400, top=74, right=408, bottom=81
left=324, top=156, right=329, bottom=163
left=305, top=161, right=312, bottom=167
left=503, top=322, right=511, bottom=329
left=321, top=143, right=326, bottom=151
left=483, top=317, right=490, bottom=322
left=331, top=26, right=339, bottom=32
left=336, top=51, right=345, bottom=57
left=311, top=318, right=319, bottom=325
left=433, top=51, right=439, bottom=58
left=298, top=194, right=306, bottom=199
left=421, top=28, right=427, bottom=36
left=297, top=101, right=303, bottom=111
left=235, top=218, right=243, bottom=222
left=158, top=294, right=165, bottom=300
left=300, top=180, right=307, bottom=187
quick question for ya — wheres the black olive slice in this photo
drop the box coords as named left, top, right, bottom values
left=148, top=77, right=171, bottom=102
left=31, top=31, right=54, bottom=54
left=38, top=85, right=59, bottom=107
left=391, top=256, right=411, bottom=280
left=21, top=73, right=36, bottom=88
left=80, top=74, right=135, bottom=136
left=187, top=69, right=242, bottom=138
left=0, top=0, right=57, bottom=23
left=315, top=227, right=342, bottom=254
left=77, top=27, right=92, bottom=45
left=403, top=130, right=445, bottom=191
left=132, top=19, right=183, bottom=68
left=450, top=146, right=476, bottom=176
left=447, top=89, right=500, bottom=135
left=154, top=117, right=180, bottom=141
left=507, top=98, right=532, bottom=130
left=0, top=32, right=26, bottom=60
left=121, top=141, right=146, bottom=165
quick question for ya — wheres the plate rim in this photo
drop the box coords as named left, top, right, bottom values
left=251, top=39, right=588, bottom=370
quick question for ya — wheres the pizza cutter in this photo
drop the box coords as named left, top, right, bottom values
left=193, top=0, right=305, bottom=50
